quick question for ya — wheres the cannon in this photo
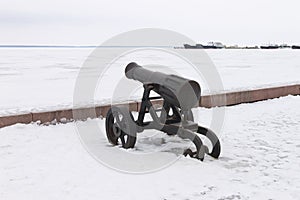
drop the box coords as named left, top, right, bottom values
left=105, top=62, right=221, bottom=161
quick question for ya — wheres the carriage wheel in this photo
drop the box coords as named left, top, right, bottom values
left=105, top=106, right=137, bottom=149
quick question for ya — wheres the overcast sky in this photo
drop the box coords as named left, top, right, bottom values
left=1, top=0, right=299, bottom=46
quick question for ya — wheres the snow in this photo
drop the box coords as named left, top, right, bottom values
left=1, top=95, right=300, bottom=199
left=1, top=48, right=300, bottom=116
left=1, top=47, right=299, bottom=198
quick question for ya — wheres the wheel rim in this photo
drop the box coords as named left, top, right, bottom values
left=197, top=126, right=221, bottom=158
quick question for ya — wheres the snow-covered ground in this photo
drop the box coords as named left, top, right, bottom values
left=1, top=96, right=300, bottom=200
left=1, top=48, right=300, bottom=116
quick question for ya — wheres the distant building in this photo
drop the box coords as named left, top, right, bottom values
left=279, top=44, right=291, bottom=48
left=207, top=42, right=225, bottom=49
left=183, top=42, right=225, bottom=49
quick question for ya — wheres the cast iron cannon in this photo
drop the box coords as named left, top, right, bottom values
left=105, top=62, right=221, bottom=161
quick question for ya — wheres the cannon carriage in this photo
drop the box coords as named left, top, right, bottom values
left=105, top=62, right=221, bottom=161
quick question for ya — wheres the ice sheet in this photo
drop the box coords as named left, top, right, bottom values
left=0, top=48, right=299, bottom=116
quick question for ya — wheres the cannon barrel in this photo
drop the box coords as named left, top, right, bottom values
left=125, top=62, right=201, bottom=110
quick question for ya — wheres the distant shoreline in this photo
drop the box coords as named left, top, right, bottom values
left=0, top=45, right=299, bottom=49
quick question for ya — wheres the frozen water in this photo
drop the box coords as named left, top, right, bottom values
left=0, top=48, right=300, bottom=116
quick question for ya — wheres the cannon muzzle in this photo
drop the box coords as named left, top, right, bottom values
left=125, top=62, right=201, bottom=110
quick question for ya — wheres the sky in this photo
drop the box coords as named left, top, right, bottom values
left=0, top=0, right=300, bottom=46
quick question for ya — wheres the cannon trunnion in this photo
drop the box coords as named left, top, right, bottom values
left=105, top=62, right=221, bottom=161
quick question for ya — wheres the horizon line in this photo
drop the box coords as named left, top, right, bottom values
left=0, top=45, right=174, bottom=48
left=0, top=44, right=299, bottom=48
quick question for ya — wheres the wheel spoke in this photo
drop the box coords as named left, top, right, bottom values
left=120, top=133, right=125, bottom=145
left=115, top=113, right=121, bottom=124
left=115, top=112, right=126, bottom=130
left=112, top=123, right=121, bottom=138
